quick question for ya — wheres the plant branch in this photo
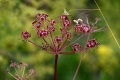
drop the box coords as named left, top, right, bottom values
left=61, top=34, right=84, bottom=50
left=72, top=52, right=84, bottom=80
left=73, top=35, right=90, bottom=80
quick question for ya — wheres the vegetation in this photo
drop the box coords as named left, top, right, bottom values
left=0, top=0, right=119, bottom=80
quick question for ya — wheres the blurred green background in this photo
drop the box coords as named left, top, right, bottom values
left=0, top=0, right=120, bottom=80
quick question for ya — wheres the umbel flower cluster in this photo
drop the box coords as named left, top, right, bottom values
left=21, top=12, right=104, bottom=80
left=6, top=61, right=37, bottom=80
left=22, top=13, right=101, bottom=53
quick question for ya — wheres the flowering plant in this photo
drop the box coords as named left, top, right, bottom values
left=6, top=61, right=37, bottom=80
left=21, top=10, right=105, bottom=80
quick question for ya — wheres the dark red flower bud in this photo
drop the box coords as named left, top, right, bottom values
left=22, top=31, right=31, bottom=40
left=37, top=30, right=48, bottom=37
left=74, top=24, right=83, bottom=34
left=44, top=13, right=48, bottom=17
left=51, top=19, right=57, bottom=25
left=36, top=13, right=48, bottom=21
left=36, top=13, right=41, bottom=18
left=35, top=23, right=41, bottom=29
left=63, top=19, right=71, bottom=27
left=32, top=20, right=37, bottom=25
left=86, top=38, right=99, bottom=48
left=81, top=24, right=90, bottom=33
left=74, top=24, right=91, bottom=34
left=65, top=32, right=71, bottom=39
left=48, top=25, right=55, bottom=32
left=55, top=36, right=62, bottom=45
left=40, top=16, right=46, bottom=21
left=73, top=43, right=82, bottom=52
left=59, top=15, right=68, bottom=20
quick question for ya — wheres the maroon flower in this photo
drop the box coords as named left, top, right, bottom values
left=63, top=19, right=71, bottom=27
left=74, top=24, right=83, bottom=34
left=65, top=32, right=71, bottom=39
left=48, top=25, right=55, bottom=32
left=36, top=13, right=48, bottom=21
left=37, top=30, right=48, bottom=37
left=81, top=24, right=90, bottom=33
left=55, top=36, right=62, bottom=45
left=10, top=62, right=17, bottom=67
left=74, top=24, right=91, bottom=34
left=36, top=23, right=41, bottom=28
left=51, top=19, right=57, bottom=25
left=73, top=43, right=83, bottom=52
left=59, top=15, right=68, bottom=20
left=40, top=13, right=48, bottom=21
left=32, top=20, right=37, bottom=25
left=86, top=38, right=99, bottom=48
left=22, top=31, right=31, bottom=40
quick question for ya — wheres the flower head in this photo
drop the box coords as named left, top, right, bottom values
left=21, top=12, right=104, bottom=54
left=86, top=38, right=99, bottom=48
left=7, top=61, right=37, bottom=80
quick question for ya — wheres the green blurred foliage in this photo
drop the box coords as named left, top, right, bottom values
left=0, top=0, right=119, bottom=80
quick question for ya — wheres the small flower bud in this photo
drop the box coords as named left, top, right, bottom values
left=22, top=31, right=31, bottom=40
left=32, top=20, right=37, bottom=25
left=74, top=24, right=83, bottom=34
left=65, top=32, right=71, bottom=39
left=63, top=19, right=71, bottom=27
left=51, top=19, right=57, bottom=25
left=73, top=43, right=82, bottom=52
left=55, top=36, right=62, bottom=45
left=35, top=23, right=41, bottom=29
left=37, top=30, right=48, bottom=37
left=86, top=38, right=99, bottom=48
left=36, top=13, right=41, bottom=18
left=59, top=15, right=68, bottom=20
left=80, top=24, right=90, bottom=33
left=48, top=25, right=55, bottom=32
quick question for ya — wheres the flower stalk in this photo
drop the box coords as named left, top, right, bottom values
left=54, top=54, right=58, bottom=80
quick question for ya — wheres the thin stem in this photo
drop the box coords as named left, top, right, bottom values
left=61, top=34, right=84, bottom=50
left=28, top=39, right=55, bottom=54
left=59, top=39, right=67, bottom=50
left=54, top=54, right=58, bottom=80
left=68, top=9, right=100, bottom=12
left=26, top=73, right=32, bottom=79
left=43, top=37, right=54, bottom=50
left=59, top=51, right=74, bottom=54
left=48, top=32, right=54, bottom=48
left=22, top=66, right=25, bottom=78
left=8, top=72, right=18, bottom=80
left=72, top=52, right=84, bottom=80
left=46, top=50, right=55, bottom=54
left=27, top=40, right=42, bottom=48
left=94, top=0, right=120, bottom=49
left=14, top=67, right=19, bottom=77
left=50, top=32, right=57, bottom=50
left=73, top=35, right=90, bottom=80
